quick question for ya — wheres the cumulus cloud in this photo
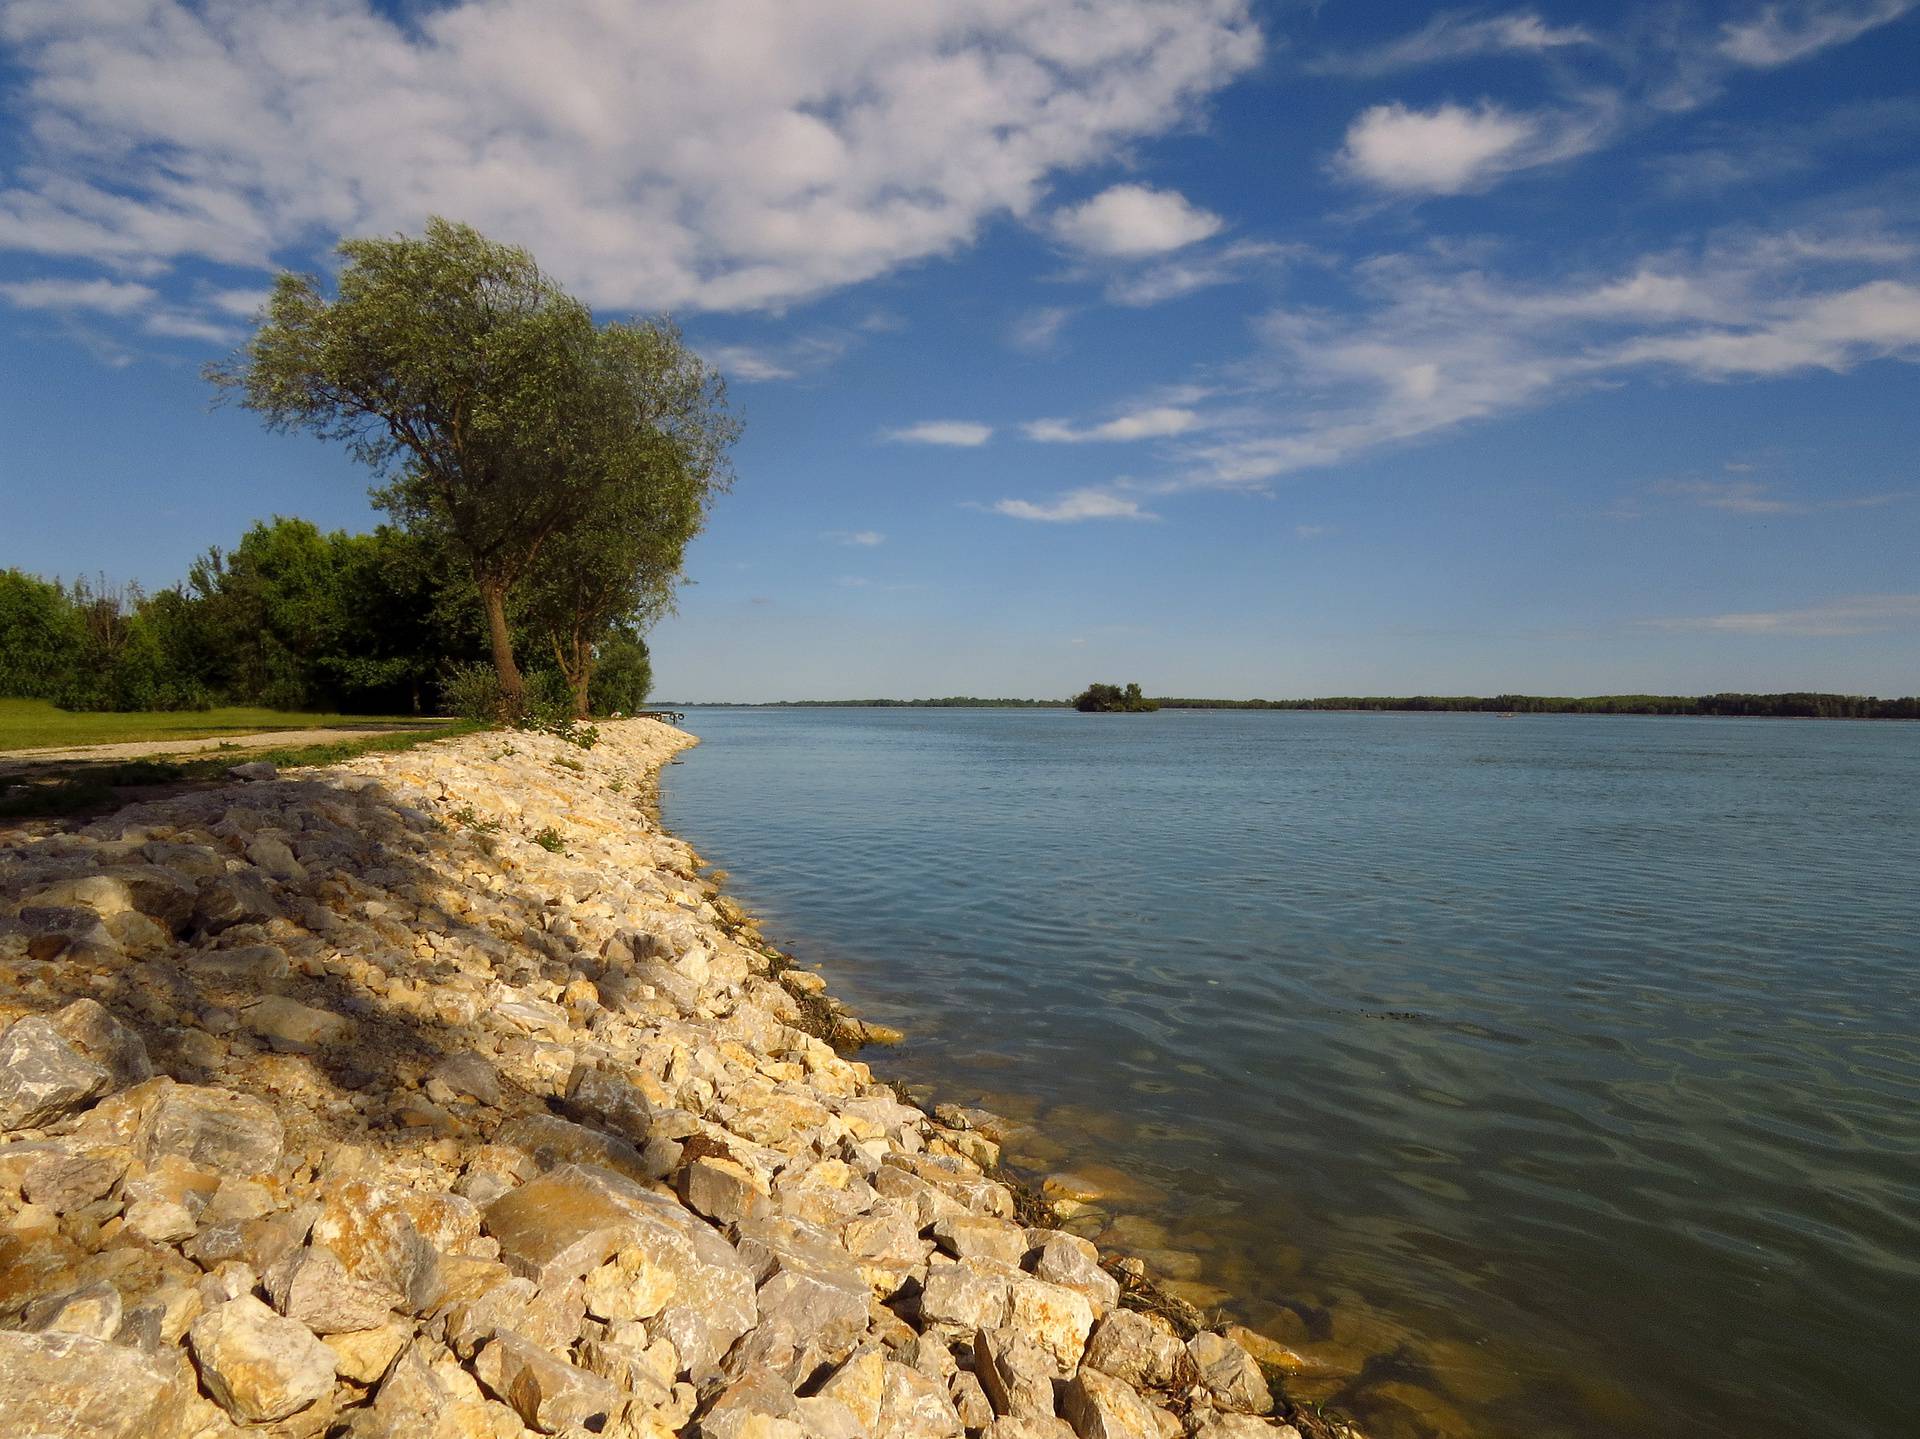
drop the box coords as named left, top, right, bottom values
left=882, top=421, right=994, bottom=446
left=1025, top=406, right=1200, bottom=442
left=1717, top=1, right=1914, bottom=67
left=1338, top=101, right=1543, bottom=193
left=0, top=278, right=158, bottom=314
left=1315, top=9, right=1595, bottom=75
left=1048, top=185, right=1224, bottom=257
left=990, top=488, right=1154, bottom=521
left=0, top=0, right=1262, bottom=315
left=1642, top=595, right=1920, bottom=636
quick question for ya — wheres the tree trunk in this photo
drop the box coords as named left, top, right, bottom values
left=479, top=579, right=525, bottom=711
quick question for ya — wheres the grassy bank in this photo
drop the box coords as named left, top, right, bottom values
left=0, top=697, right=439, bottom=752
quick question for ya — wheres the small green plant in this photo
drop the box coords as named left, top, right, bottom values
left=553, top=755, right=584, bottom=773
left=531, top=825, right=566, bottom=853
left=446, top=802, right=501, bottom=835
left=607, top=775, right=626, bottom=794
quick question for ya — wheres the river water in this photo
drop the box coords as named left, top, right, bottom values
left=658, top=707, right=1920, bottom=1439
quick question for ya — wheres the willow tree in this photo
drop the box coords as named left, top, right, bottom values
left=520, top=320, right=733, bottom=716
left=208, top=218, right=731, bottom=709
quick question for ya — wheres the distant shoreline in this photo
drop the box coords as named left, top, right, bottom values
left=656, top=692, right=1920, bottom=720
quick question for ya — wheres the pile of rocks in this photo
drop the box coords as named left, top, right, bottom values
left=0, top=721, right=1304, bottom=1439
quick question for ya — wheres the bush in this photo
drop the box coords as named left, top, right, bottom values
left=589, top=634, right=652, bottom=715
left=440, top=660, right=509, bottom=723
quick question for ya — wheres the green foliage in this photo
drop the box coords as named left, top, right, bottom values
left=1073, top=682, right=1159, bottom=713
left=589, top=633, right=653, bottom=714
left=0, top=570, right=84, bottom=698
left=210, top=219, right=734, bottom=712
left=530, top=825, right=566, bottom=853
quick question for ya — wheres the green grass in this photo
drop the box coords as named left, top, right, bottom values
left=1, top=720, right=488, bottom=822
left=0, top=698, right=442, bottom=752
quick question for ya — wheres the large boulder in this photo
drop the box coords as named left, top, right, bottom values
left=188, top=1294, right=337, bottom=1423
left=0, top=1016, right=112, bottom=1130
left=0, top=1330, right=191, bottom=1439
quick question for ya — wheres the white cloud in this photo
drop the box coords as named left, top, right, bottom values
left=1295, top=524, right=1331, bottom=539
left=0, top=0, right=1262, bottom=313
left=1643, top=595, right=1920, bottom=636
left=1718, top=1, right=1914, bottom=67
left=1317, top=10, right=1596, bottom=75
left=1048, top=185, right=1224, bottom=257
left=704, top=333, right=854, bottom=382
left=827, top=530, right=886, bottom=547
left=1025, top=406, right=1200, bottom=443
left=703, top=346, right=800, bottom=382
left=0, top=278, right=157, bottom=314
left=1651, top=479, right=1798, bottom=514
left=882, top=420, right=994, bottom=447
left=991, top=488, right=1154, bottom=521
left=204, top=288, right=273, bottom=318
left=1338, top=101, right=1544, bottom=194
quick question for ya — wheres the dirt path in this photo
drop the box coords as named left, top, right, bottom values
left=0, top=722, right=448, bottom=771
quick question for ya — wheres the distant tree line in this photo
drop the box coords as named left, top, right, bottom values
left=0, top=516, right=656, bottom=717
left=1152, top=693, right=1920, bottom=718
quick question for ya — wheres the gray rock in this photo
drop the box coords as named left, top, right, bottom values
left=188, top=1293, right=337, bottom=1423
left=564, top=1060, right=653, bottom=1140
left=975, top=1326, right=1057, bottom=1420
left=227, top=761, right=279, bottom=781
left=0, top=1016, right=113, bottom=1130
left=0, top=1330, right=189, bottom=1439
left=1032, top=1232, right=1120, bottom=1314
left=192, top=870, right=278, bottom=934
left=472, top=1327, right=622, bottom=1434
left=431, top=1051, right=503, bottom=1107
left=243, top=995, right=353, bottom=1052
left=679, top=1153, right=772, bottom=1225
left=263, top=1245, right=397, bottom=1333
left=49, top=999, right=153, bottom=1089
left=23, top=1282, right=125, bottom=1340
left=497, top=1111, right=672, bottom=1185
left=21, top=1148, right=127, bottom=1211
left=877, top=1359, right=964, bottom=1439
left=1186, top=1332, right=1273, bottom=1415
left=1083, top=1309, right=1191, bottom=1391
left=933, top=1213, right=1028, bottom=1266
left=188, top=943, right=291, bottom=984
left=1062, top=1366, right=1162, bottom=1439
left=139, top=1082, right=285, bottom=1175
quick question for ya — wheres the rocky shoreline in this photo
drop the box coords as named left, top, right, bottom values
left=0, top=719, right=1342, bottom=1439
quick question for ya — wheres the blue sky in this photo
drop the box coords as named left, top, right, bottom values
left=1, top=1, right=1916, bottom=701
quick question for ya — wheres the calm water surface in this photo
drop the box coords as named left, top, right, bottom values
left=659, top=708, right=1920, bottom=1439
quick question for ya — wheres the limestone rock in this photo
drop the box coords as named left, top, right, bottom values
left=228, top=761, right=279, bottom=782
left=1006, top=1274, right=1095, bottom=1375
left=264, top=1245, right=399, bottom=1333
left=1062, top=1366, right=1162, bottom=1439
left=23, top=1281, right=125, bottom=1340
left=139, top=1081, right=285, bottom=1176
left=1195, top=1418, right=1303, bottom=1439
left=1032, top=1232, right=1120, bottom=1314
left=244, top=995, right=354, bottom=1052
left=1186, top=1332, right=1272, bottom=1415
left=472, top=1327, right=622, bottom=1434
left=876, top=1359, right=964, bottom=1439
left=188, top=1293, right=337, bottom=1423
left=974, top=1325, right=1057, bottom=1420
left=50, top=998, right=154, bottom=1088
left=0, top=1330, right=189, bottom=1439
left=0, top=1016, right=113, bottom=1130
left=1083, top=1310, right=1190, bottom=1391
left=679, top=1153, right=772, bottom=1225
left=932, top=1213, right=1027, bottom=1266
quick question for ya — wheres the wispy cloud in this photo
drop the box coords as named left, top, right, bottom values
left=1313, top=9, right=1596, bottom=76
left=1717, top=1, right=1914, bottom=68
left=881, top=420, right=993, bottom=447
left=0, top=278, right=158, bottom=314
left=826, top=530, right=886, bottom=547
left=704, top=334, right=853, bottom=383
left=1009, top=306, right=1073, bottom=354
left=1642, top=594, right=1920, bottom=636
left=1048, top=185, right=1224, bottom=258
left=989, top=488, right=1155, bottom=522
left=1103, top=240, right=1296, bottom=306
left=1648, top=476, right=1912, bottom=514
left=1174, top=225, right=1920, bottom=491
left=1025, top=407, right=1200, bottom=443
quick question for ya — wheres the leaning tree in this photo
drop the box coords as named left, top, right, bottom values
left=209, top=217, right=734, bottom=709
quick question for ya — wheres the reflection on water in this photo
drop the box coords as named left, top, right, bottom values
left=660, top=708, right=1920, bottom=1439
